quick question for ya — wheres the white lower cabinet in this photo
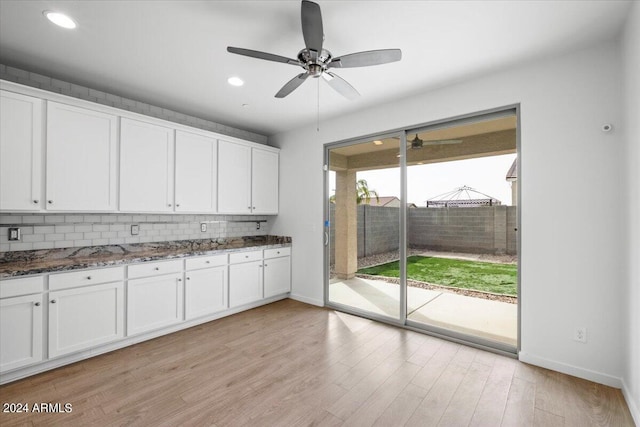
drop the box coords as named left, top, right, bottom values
left=185, top=266, right=227, bottom=320
left=263, top=256, right=291, bottom=298
left=229, top=258, right=263, bottom=308
left=48, top=282, right=124, bottom=358
left=0, top=294, right=43, bottom=372
left=127, top=273, right=184, bottom=336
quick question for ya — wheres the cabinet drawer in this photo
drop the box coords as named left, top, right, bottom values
left=49, top=267, right=124, bottom=291
left=185, top=254, right=227, bottom=270
left=0, top=275, right=44, bottom=298
left=128, top=259, right=183, bottom=279
left=229, top=250, right=262, bottom=264
left=264, top=247, right=291, bottom=259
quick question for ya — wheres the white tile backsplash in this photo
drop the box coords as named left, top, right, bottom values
left=0, top=213, right=271, bottom=252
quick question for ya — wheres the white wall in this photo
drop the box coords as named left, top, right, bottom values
left=622, top=1, right=640, bottom=423
left=271, top=41, right=628, bottom=387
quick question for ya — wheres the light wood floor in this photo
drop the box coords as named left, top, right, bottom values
left=0, top=299, right=634, bottom=426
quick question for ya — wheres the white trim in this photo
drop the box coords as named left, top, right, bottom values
left=622, top=379, right=640, bottom=426
left=519, top=351, right=622, bottom=388
left=288, top=293, right=324, bottom=307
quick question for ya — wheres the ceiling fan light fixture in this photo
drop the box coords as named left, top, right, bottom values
left=227, top=76, right=244, bottom=87
left=43, top=11, right=77, bottom=29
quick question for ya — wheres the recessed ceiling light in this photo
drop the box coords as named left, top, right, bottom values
left=373, top=140, right=383, bottom=145
left=227, top=76, right=244, bottom=87
left=43, top=11, right=77, bottom=29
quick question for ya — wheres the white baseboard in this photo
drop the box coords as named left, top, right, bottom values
left=622, top=379, right=640, bottom=426
left=518, top=351, right=622, bottom=388
left=288, top=293, right=324, bottom=307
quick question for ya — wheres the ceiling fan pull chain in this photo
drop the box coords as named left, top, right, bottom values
left=317, top=77, right=320, bottom=132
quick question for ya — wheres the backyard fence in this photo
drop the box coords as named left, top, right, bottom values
left=329, top=204, right=517, bottom=263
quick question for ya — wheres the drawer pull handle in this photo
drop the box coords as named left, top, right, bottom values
left=51, top=300, right=57, bottom=304
left=34, top=302, right=41, bottom=307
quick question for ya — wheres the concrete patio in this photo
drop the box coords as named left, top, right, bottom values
left=329, top=276, right=517, bottom=347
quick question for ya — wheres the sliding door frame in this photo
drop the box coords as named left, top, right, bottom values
left=323, top=104, right=521, bottom=357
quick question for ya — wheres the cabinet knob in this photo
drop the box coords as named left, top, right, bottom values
left=87, top=276, right=92, bottom=280
left=176, top=204, right=180, bottom=207
left=178, top=278, right=182, bottom=282
left=186, top=277, right=190, bottom=280
left=252, top=206, right=256, bottom=210
left=168, top=203, right=172, bottom=207
left=264, top=264, right=268, bottom=267
left=51, top=299, right=57, bottom=304
left=248, top=207, right=251, bottom=210
left=154, top=267, right=160, bottom=270
left=34, top=302, right=41, bottom=307
left=245, top=255, right=249, bottom=258
left=259, top=265, right=263, bottom=268
left=205, top=260, right=210, bottom=264
left=48, top=200, right=53, bottom=204
left=33, top=200, right=39, bottom=204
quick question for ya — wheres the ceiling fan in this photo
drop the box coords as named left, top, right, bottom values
left=226, top=0, right=402, bottom=99
left=408, top=134, right=463, bottom=149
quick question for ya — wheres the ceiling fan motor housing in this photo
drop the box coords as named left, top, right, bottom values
left=298, top=48, right=332, bottom=76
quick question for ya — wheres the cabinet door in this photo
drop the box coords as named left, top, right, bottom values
left=175, top=130, right=217, bottom=212
left=263, top=256, right=291, bottom=298
left=185, top=266, right=227, bottom=320
left=127, top=274, right=183, bottom=336
left=251, top=148, right=279, bottom=214
left=0, top=91, right=43, bottom=211
left=229, top=261, right=263, bottom=307
left=0, top=294, right=43, bottom=372
left=46, top=102, right=117, bottom=211
left=48, top=282, right=124, bottom=358
left=217, top=140, right=251, bottom=214
left=120, top=118, right=175, bottom=212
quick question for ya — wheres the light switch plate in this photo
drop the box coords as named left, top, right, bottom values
left=131, top=224, right=139, bottom=235
left=8, top=227, right=21, bottom=241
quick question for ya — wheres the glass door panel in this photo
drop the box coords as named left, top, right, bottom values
left=326, top=136, right=402, bottom=321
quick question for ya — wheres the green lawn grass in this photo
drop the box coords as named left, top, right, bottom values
left=357, top=256, right=517, bottom=296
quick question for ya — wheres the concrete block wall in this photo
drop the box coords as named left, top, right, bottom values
left=0, top=213, right=270, bottom=252
left=0, top=63, right=267, bottom=144
left=408, top=206, right=517, bottom=254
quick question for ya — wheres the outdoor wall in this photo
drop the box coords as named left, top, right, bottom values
left=408, top=206, right=517, bottom=255
left=271, top=40, right=627, bottom=392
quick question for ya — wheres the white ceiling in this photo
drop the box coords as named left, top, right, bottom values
left=0, top=1, right=632, bottom=137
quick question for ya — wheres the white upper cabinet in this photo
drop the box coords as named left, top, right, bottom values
left=0, top=91, right=43, bottom=211
left=119, top=118, right=175, bottom=212
left=251, top=148, right=279, bottom=215
left=217, top=140, right=252, bottom=214
left=46, top=102, right=118, bottom=211
left=175, top=130, right=217, bottom=213
left=218, top=141, right=279, bottom=215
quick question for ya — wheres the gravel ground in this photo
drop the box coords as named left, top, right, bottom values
left=331, top=249, right=518, bottom=304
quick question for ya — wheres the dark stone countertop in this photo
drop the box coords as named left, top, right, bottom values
left=0, top=235, right=291, bottom=279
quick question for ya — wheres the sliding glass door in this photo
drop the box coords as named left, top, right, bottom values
left=324, top=107, right=520, bottom=354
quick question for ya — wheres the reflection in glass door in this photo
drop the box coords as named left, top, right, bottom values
left=325, top=135, right=403, bottom=322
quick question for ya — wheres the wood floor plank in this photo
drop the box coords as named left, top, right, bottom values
left=0, top=300, right=634, bottom=427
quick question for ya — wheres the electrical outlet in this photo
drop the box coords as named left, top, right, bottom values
left=574, top=327, right=587, bottom=343
left=200, top=223, right=207, bottom=232
left=256, top=222, right=261, bottom=230
left=131, top=224, right=139, bottom=235
left=8, top=227, right=21, bottom=241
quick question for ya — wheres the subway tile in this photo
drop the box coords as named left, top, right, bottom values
left=91, top=238, right=109, bottom=246
left=84, top=215, right=103, bottom=223
left=22, top=215, right=44, bottom=224
left=18, top=226, right=34, bottom=235
left=84, top=232, right=101, bottom=239
left=64, top=232, right=83, bottom=240
left=74, top=225, right=93, bottom=232
left=45, top=233, right=64, bottom=241
left=73, top=239, right=92, bottom=247
left=0, top=243, right=9, bottom=251
left=110, top=224, right=125, bottom=231
left=92, top=224, right=110, bottom=232
left=9, top=242, right=33, bottom=251
left=117, top=215, right=133, bottom=223
left=54, top=225, right=74, bottom=233
left=101, top=231, right=118, bottom=238
left=33, top=241, right=55, bottom=250
left=125, top=237, right=140, bottom=244
left=45, top=215, right=66, bottom=224
left=22, top=234, right=44, bottom=243
left=54, top=240, right=74, bottom=248
left=0, top=215, right=21, bottom=224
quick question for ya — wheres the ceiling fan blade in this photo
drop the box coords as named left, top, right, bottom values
left=227, top=47, right=300, bottom=66
left=301, top=0, right=323, bottom=56
left=275, top=73, right=310, bottom=98
left=328, top=49, right=402, bottom=68
left=323, top=72, right=359, bottom=100
left=423, top=139, right=463, bottom=145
